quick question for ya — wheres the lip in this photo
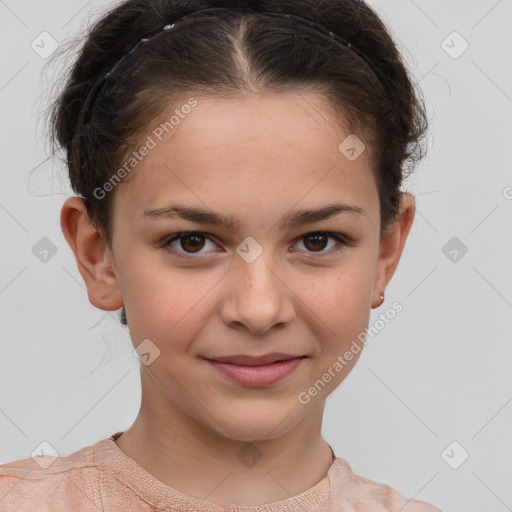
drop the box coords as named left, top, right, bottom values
left=206, top=352, right=303, bottom=366
left=204, top=356, right=306, bottom=387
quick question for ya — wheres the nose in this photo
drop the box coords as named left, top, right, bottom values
left=219, top=249, right=296, bottom=335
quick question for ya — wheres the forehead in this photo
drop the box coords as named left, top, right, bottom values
left=113, top=91, right=378, bottom=225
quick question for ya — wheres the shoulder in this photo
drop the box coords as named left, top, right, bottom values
left=0, top=439, right=105, bottom=511
left=328, top=457, right=444, bottom=512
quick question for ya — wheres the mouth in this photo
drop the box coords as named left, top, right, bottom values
left=203, top=355, right=307, bottom=387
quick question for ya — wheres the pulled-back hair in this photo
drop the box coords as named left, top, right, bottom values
left=45, top=0, right=429, bottom=326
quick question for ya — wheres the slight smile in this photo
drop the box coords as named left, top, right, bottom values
left=202, top=354, right=307, bottom=387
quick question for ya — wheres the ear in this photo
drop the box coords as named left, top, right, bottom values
left=371, top=193, right=415, bottom=308
left=60, top=196, right=123, bottom=312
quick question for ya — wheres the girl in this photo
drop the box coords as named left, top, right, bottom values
left=1, top=0, right=443, bottom=510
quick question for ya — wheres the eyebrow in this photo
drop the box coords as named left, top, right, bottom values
left=142, top=202, right=365, bottom=231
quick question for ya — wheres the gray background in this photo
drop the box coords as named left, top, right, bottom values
left=1, top=1, right=511, bottom=510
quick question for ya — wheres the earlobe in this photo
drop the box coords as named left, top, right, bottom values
left=60, top=196, right=123, bottom=312
left=372, top=193, right=416, bottom=306
left=371, top=291, right=385, bottom=309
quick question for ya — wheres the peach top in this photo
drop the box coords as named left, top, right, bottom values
left=0, top=431, right=442, bottom=511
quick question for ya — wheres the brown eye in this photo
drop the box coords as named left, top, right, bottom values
left=303, top=233, right=329, bottom=251
left=165, top=232, right=218, bottom=256
left=179, top=234, right=205, bottom=253
left=294, top=232, right=348, bottom=255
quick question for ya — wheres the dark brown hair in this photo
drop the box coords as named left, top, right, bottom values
left=45, top=0, right=428, bottom=326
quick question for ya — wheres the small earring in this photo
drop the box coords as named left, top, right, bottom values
left=374, top=291, right=385, bottom=308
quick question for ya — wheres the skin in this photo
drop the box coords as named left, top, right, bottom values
left=60, top=90, right=415, bottom=505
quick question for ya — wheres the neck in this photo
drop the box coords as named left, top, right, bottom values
left=114, top=371, right=334, bottom=505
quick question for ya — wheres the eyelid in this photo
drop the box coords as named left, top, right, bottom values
left=164, top=231, right=220, bottom=259
left=163, top=230, right=352, bottom=259
left=290, top=232, right=350, bottom=256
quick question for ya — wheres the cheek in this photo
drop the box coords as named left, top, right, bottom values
left=294, top=264, right=374, bottom=364
left=122, top=263, right=212, bottom=349
left=299, top=264, right=374, bottom=321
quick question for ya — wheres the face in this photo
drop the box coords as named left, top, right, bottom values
left=64, top=90, right=414, bottom=442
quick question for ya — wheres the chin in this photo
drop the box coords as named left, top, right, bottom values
left=206, top=402, right=303, bottom=443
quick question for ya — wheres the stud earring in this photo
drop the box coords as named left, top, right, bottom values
left=374, top=291, right=385, bottom=308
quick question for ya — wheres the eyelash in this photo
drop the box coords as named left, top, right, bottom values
left=162, top=231, right=351, bottom=260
